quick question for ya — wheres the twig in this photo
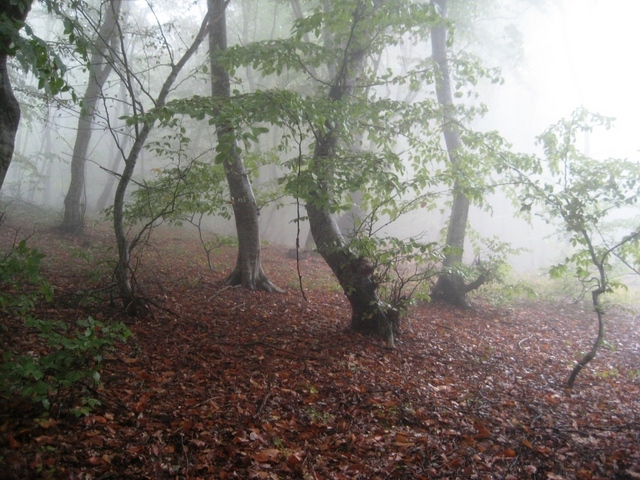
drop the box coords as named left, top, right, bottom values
left=207, top=285, right=241, bottom=301
left=254, top=392, right=271, bottom=418
left=518, top=334, right=538, bottom=350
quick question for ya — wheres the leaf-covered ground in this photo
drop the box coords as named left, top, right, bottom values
left=1, top=214, right=640, bottom=479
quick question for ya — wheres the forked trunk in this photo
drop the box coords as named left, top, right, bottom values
left=112, top=10, right=213, bottom=313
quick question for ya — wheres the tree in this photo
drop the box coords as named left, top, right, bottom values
left=429, top=0, right=476, bottom=307
left=112, top=7, right=214, bottom=314
left=429, top=0, right=512, bottom=308
left=61, top=0, right=122, bottom=233
left=302, top=1, right=396, bottom=342
left=507, top=108, right=640, bottom=390
left=0, top=0, right=33, bottom=191
left=208, top=0, right=280, bottom=291
left=144, top=0, right=500, bottom=341
left=0, top=0, right=81, bottom=193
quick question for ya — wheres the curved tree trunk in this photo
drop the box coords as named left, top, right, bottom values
left=307, top=135, right=394, bottom=344
left=566, top=230, right=608, bottom=391
left=208, top=0, right=280, bottom=292
left=0, top=55, right=20, bottom=192
left=0, top=1, right=33, bottom=192
left=61, top=0, right=122, bottom=233
left=304, top=1, right=395, bottom=345
left=430, top=0, right=477, bottom=308
left=112, top=10, right=213, bottom=313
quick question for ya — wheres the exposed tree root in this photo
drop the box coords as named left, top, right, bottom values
left=224, top=267, right=284, bottom=293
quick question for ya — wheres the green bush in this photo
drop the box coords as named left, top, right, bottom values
left=1, top=316, right=131, bottom=415
left=0, top=239, right=132, bottom=415
left=0, top=239, right=53, bottom=315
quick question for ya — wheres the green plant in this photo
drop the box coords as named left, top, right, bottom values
left=1, top=316, right=131, bottom=415
left=505, top=108, right=640, bottom=390
left=304, top=407, right=335, bottom=425
left=0, top=239, right=53, bottom=316
left=628, top=369, right=640, bottom=381
left=594, top=367, right=619, bottom=379
left=68, top=243, right=115, bottom=282
left=0, top=239, right=131, bottom=415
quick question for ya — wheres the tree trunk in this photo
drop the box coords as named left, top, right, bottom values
left=430, top=0, right=476, bottom=308
left=307, top=138, right=394, bottom=344
left=0, top=55, right=20, bottom=192
left=0, top=1, right=32, bottom=192
left=112, top=10, right=213, bottom=313
left=566, top=289, right=605, bottom=391
left=304, top=1, right=395, bottom=344
left=61, top=0, right=122, bottom=233
left=208, top=0, right=280, bottom=292
left=94, top=66, right=131, bottom=213
left=566, top=231, right=608, bottom=391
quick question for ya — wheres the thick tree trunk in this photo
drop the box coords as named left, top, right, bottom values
left=62, top=0, right=122, bottom=233
left=302, top=1, right=395, bottom=344
left=307, top=188, right=394, bottom=344
left=0, top=1, right=32, bottom=192
left=430, top=0, right=476, bottom=307
left=208, top=0, right=280, bottom=292
left=0, top=55, right=20, bottom=192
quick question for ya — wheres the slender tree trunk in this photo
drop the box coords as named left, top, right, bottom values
left=0, top=1, right=33, bottom=193
left=61, top=0, right=122, bottom=233
left=208, top=0, right=280, bottom=292
left=112, top=10, right=213, bottom=313
left=94, top=146, right=123, bottom=212
left=430, top=0, right=476, bottom=308
left=94, top=64, right=131, bottom=213
left=566, top=231, right=608, bottom=391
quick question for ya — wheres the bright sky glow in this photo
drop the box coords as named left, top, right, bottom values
left=509, top=0, right=640, bottom=159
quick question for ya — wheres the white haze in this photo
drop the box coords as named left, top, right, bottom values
left=459, top=0, right=640, bottom=272
left=4, top=0, right=639, bottom=274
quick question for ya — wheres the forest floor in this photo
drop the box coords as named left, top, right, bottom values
left=1, top=205, right=640, bottom=479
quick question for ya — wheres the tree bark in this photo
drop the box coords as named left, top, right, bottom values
left=430, top=0, right=476, bottom=308
left=307, top=134, right=394, bottom=344
left=208, top=0, right=280, bottom=292
left=0, top=1, right=33, bottom=192
left=61, top=0, right=122, bottom=233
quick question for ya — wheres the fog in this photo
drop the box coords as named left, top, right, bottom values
left=3, top=0, right=639, bottom=276
left=474, top=0, right=640, bottom=270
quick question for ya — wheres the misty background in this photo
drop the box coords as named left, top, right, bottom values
left=3, top=0, right=638, bottom=274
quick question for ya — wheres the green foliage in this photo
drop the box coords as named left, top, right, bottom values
left=508, top=108, right=640, bottom=289
left=135, top=0, right=504, bottom=225
left=0, top=239, right=131, bottom=415
left=348, top=232, right=443, bottom=308
left=124, top=159, right=231, bottom=225
left=0, top=239, right=53, bottom=316
left=2, top=0, right=79, bottom=99
left=1, top=316, right=131, bottom=415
